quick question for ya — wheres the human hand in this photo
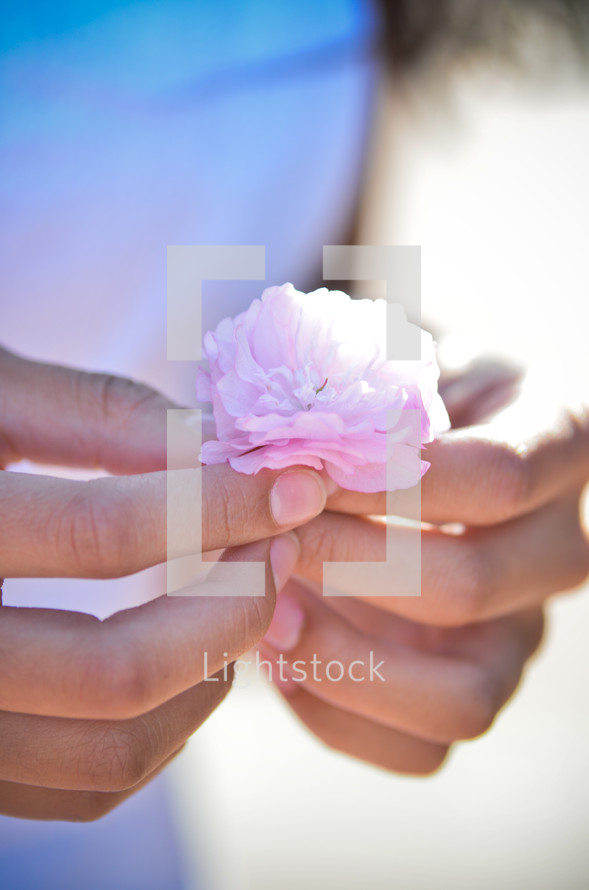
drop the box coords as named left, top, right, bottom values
left=260, top=583, right=544, bottom=773
left=0, top=346, right=328, bottom=819
left=259, top=361, right=589, bottom=771
left=291, top=361, right=589, bottom=625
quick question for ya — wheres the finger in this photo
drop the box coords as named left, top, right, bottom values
left=0, top=669, right=229, bottom=791
left=261, top=581, right=543, bottom=744
left=0, top=460, right=324, bottom=577
left=295, top=492, right=589, bottom=625
left=0, top=534, right=300, bottom=719
left=0, top=346, right=176, bottom=473
left=439, top=359, right=522, bottom=429
left=264, top=667, right=449, bottom=775
left=306, top=593, right=545, bottom=668
left=0, top=747, right=184, bottom=822
left=324, top=377, right=589, bottom=526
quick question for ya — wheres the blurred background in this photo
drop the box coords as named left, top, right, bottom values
left=167, top=56, right=589, bottom=890
left=1, top=1, right=589, bottom=888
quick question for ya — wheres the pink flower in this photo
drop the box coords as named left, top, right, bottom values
left=196, top=283, right=449, bottom=493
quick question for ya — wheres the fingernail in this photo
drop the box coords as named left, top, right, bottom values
left=269, top=532, right=300, bottom=592
left=263, top=591, right=305, bottom=652
left=270, top=471, right=326, bottom=526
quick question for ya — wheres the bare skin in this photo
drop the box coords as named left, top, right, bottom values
left=0, top=345, right=325, bottom=820
left=1, top=346, right=587, bottom=813
left=261, top=362, right=589, bottom=773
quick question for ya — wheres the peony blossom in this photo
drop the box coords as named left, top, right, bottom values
left=196, top=283, right=449, bottom=493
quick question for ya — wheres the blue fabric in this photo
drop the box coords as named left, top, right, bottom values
left=1, top=0, right=378, bottom=371
left=0, top=774, right=189, bottom=889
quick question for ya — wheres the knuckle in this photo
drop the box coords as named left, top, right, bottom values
left=488, top=445, right=532, bottom=522
left=449, top=665, right=500, bottom=740
left=83, top=725, right=150, bottom=792
left=64, top=790, right=128, bottom=823
left=97, top=373, right=129, bottom=424
left=62, top=481, right=139, bottom=578
left=80, top=646, right=154, bottom=720
left=409, top=745, right=450, bottom=777
left=75, top=371, right=168, bottom=471
left=203, top=472, right=254, bottom=547
left=298, top=517, right=338, bottom=570
left=444, top=540, right=494, bottom=625
left=93, top=373, right=157, bottom=428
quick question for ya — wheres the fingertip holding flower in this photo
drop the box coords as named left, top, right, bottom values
left=269, top=470, right=326, bottom=526
left=197, top=283, right=449, bottom=492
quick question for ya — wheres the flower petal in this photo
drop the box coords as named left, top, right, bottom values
left=197, top=283, right=449, bottom=492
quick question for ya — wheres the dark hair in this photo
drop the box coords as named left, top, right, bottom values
left=376, top=0, right=589, bottom=72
